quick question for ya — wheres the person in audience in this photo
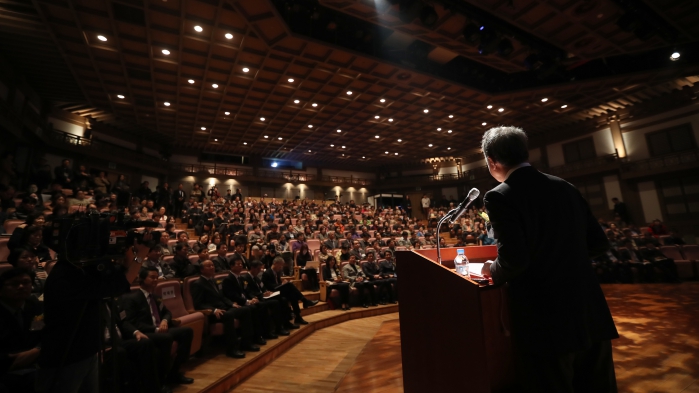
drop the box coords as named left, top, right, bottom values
left=142, top=245, right=175, bottom=280
left=648, top=219, right=669, bottom=237
left=342, top=254, right=377, bottom=307
left=192, top=234, right=210, bottom=254
left=222, top=255, right=274, bottom=343
left=611, top=197, right=631, bottom=224
left=239, top=260, right=295, bottom=334
left=212, top=243, right=231, bottom=272
left=379, top=251, right=398, bottom=302
left=323, top=256, right=351, bottom=310
left=171, top=244, right=197, bottom=278
left=159, top=233, right=174, bottom=256
left=362, top=251, right=393, bottom=304
left=7, top=247, right=46, bottom=300
left=0, top=268, right=42, bottom=393
left=295, top=244, right=319, bottom=291
left=54, top=159, right=74, bottom=188
left=93, top=171, right=111, bottom=195
left=8, top=212, right=45, bottom=252
left=336, top=244, right=352, bottom=262
left=7, top=196, right=40, bottom=220
left=262, top=257, right=317, bottom=324
left=662, top=230, right=685, bottom=245
left=323, top=231, right=340, bottom=250
left=20, top=225, right=53, bottom=262
left=120, top=267, right=194, bottom=386
left=191, top=260, right=257, bottom=358
left=641, top=232, right=661, bottom=247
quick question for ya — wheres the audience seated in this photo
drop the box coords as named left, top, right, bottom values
left=262, top=257, right=317, bottom=324
left=342, top=255, right=377, bottom=308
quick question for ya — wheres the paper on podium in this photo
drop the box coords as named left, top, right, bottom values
left=264, top=291, right=280, bottom=299
left=468, top=263, right=485, bottom=277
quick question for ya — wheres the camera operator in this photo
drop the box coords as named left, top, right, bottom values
left=35, top=228, right=150, bottom=393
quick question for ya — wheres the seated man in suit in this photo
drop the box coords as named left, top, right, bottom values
left=191, top=260, right=258, bottom=358
left=120, top=267, right=194, bottom=386
left=323, top=232, right=340, bottom=251
left=362, top=251, right=393, bottom=304
left=349, top=240, right=366, bottom=261
left=142, top=245, right=175, bottom=280
left=212, top=243, right=231, bottom=272
left=240, top=260, right=296, bottom=334
left=171, top=244, right=197, bottom=279
left=232, top=241, right=250, bottom=269
left=261, top=257, right=319, bottom=325
left=0, top=268, right=42, bottom=392
left=222, top=255, right=275, bottom=343
left=379, top=251, right=398, bottom=303
left=342, top=255, right=377, bottom=307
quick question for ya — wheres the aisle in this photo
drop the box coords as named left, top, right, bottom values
left=230, top=314, right=399, bottom=393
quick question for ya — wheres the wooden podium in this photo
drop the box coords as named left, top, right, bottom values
left=397, top=246, right=516, bottom=393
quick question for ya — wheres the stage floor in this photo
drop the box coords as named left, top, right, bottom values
left=230, top=282, right=699, bottom=393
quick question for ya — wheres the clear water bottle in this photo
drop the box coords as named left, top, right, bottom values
left=454, top=248, right=469, bottom=276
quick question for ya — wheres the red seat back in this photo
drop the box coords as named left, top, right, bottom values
left=155, top=281, right=188, bottom=318
left=0, top=237, right=9, bottom=262
left=182, top=276, right=199, bottom=312
left=660, top=246, right=683, bottom=260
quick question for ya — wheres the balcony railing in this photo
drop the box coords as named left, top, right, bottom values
left=621, top=149, right=699, bottom=173
left=547, top=153, right=619, bottom=176
left=172, top=164, right=254, bottom=177
left=173, top=165, right=373, bottom=185
left=48, top=130, right=166, bottom=167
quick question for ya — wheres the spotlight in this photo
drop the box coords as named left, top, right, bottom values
left=671, top=52, right=680, bottom=61
left=271, top=162, right=278, bottom=168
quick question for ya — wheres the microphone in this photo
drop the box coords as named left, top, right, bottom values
left=450, top=188, right=480, bottom=224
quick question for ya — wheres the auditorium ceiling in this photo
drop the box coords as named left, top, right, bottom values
left=1, top=0, right=699, bottom=167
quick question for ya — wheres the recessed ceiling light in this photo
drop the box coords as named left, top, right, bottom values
left=437, top=128, right=442, bottom=131
left=162, top=49, right=170, bottom=55
left=337, top=129, right=342, bottom=133
left=423, top=109, right=429, bottom=113
left=288, top=78, right=294, bottom=83
left=541, top=98, right=548, bottom=102
left=194, top=25, right=203, bottom=32
left=260, top=117, right=265, bottom=121
left=375, top=135, right=380, bottom=139
left=447, top=147, right=451, bottom=150
left=447, top=130, right=452, bottom=133
left=362, top=156, right=366, bottom=159
left=243, top=142, right=247, bottom=145
left=347, top=91, right=353, bottom=95
left=212, top=83, right=218, bottom=88
left=342, top=154, right=345, bottom=156
left=188, top=79, right=194, bottom=84
left=163, top=101, right=171, bottom=107
left=264, top=135, right=268, bottom=138
left=225, top=33, right=233, bottom=39
left=498, top=108, right=504, bottom=112
left=224, top=111, right=230, bottom=115
left=242, top=67, right=249, bottom=73
left=97, top=35, right=107, bottom=42
left=308, top=125, right=313, bottom=128
left=330, top=144, right=335, bottom=147
left=385, top=151, right=389, bottom=154
left=482, top=122, right=487, bottom=126
left=214, top=138, right=218, bottom=141
left=312, top=103, right=318, bottom=107
left=341, top=146, right=346, bottom=149
left=380, top=99, right=386, bottom=103
left=397, top=139, right=402, bottom=142
left=117, top=95, right=125, bottom=99
left=394, top=152, right=398, bottom=155
left=375, top=116, right=380, bottom=119
left=294, top=100, right=300, bottom=104
left=561, top=105, right=568, bottom=109
left=308, top=149, right=312, bottom=152
left=428, top=144, right=433, bottom=147
left=278, top=137, right=282, bottom=140
left=449, top=115, right=454, bottom=118
left=487, top=105, right=493, bottom=109
left=200, top=127, right=206, bottom=130
left=671, top=52, right=680, bottom=61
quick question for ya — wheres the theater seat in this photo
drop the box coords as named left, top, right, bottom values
left=681, top=245, right=699, bottom=279
left=0, top=237, right=9, bottom=262
left=0, top=263, right=12, bottom=275
left=660, top=246, right=693, bottom=279
left=182, top=276, right=238, bottom=339
left=155, top=281, right=206, bottom=355
left=3, top=220, right=23, bottom=234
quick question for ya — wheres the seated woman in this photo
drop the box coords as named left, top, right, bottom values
left=7, top=247, right=46, bottom=300
left=322, top=256, right=351, bottom=310
left=192, top=234, right=210, bottom=254
left=19, top=225, right=54, bottom=263
left=8, top=213, right=46, bottom=252
left=295, top=244, right=319, bottom=291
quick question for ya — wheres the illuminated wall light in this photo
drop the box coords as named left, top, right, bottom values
left=164, top=102, right=171, bottom=106
left=308, top=150, right=312, bottom=152
left=97, top=35, right=107, bottom=42
left=362, top=156, right=366, bottom=159
left=225, top=33, right=233, bottom=39
left=194, top=25, right=203, bottom=32
left=385, top=151, right=389, bottom=154
left=397, top=139, right=402, bottom=142
left=341, top=146, right=346, bottom=149
left=447, top=147, right=451, bottom=150
left=243, top=142, right=248, bottom=145
left=330, top=144, right=335, bottom=147
left=671, top=52, right=680, bottom=61
left=214, top=138, right=218, bottom=141
left=162, top=49, right=170, bottom=55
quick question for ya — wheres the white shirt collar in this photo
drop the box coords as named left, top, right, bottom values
left=139, top=287, right=152, bottom=299
left=504, top=162, right=531, bottom=181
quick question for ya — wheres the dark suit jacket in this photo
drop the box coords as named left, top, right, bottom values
left=212, top=255, right=231, bottom=272
left=484, top=166, right=618, bottom=354
left=261, top=268, right=282, bottom=291
left=119, top=289, right=173, bottom=333
left=191, top=276, right=232, bottom=312
left=239, top=273, right=265, bottom=300
left=0, top=297, right=42, bottom=373
left=171, top=255, right=197, bottom=278
left=221, top=273, right=248, bottom=306
left=323, top=239, right=340, bottom=250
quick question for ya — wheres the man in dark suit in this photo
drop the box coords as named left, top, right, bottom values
left=480, top=126, right=618, bottom=393
left=362, top=251, right=393, bottom=304
left=212, top=243, right=231, bottom=272
left=0, top=268, right=42, bottom=392
left=173, top=184, right=186, bottom=219
left=191, top=260, right=258, bottom=358
left=261, top=257, right=318, bottom=325
left=54, top=159, right=74, bottom=188
left=232, top=242, right=250, bottom=269
left=239, top=260, right=296, bottom=334
left=323, top=232, right=340, bottom=250
left=171, top=244, right=197, bottom=279
left=120, top=268, right=194, bottom=386
left=222, top=255, right=275, bottom=342
left=611, top=197, right=631, bottom=224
